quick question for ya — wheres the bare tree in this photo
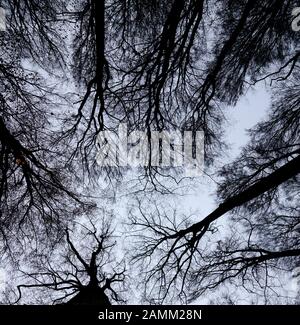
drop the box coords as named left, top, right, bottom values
left=130, top=70, right=300, bottom=303
left=10, top=220, right=126, bottom=305
left=56, top=0, right=300, bottom=195
left=1, top=0, right=300, bottom=305
left=0, top=0, right=94, bottom=255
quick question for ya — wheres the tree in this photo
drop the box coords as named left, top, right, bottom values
left=0, top=0, right=93, bottom=256
left=130, top=71, right=300, bottom=302
left=59, top=0, right=300, bottom=193
left=8, top=219, right=125, bottom=305
left=0, top=0, right=299, bottom=305
left=125, top=0, right=300, bottom=303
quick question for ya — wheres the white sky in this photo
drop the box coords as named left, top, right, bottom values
left=174, top=85, right=271, bottom=220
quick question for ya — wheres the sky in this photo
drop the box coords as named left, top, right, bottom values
left=0, top=3, right=294, bottom=302
left=109, top=84, right=276, bottom=304
left=0, top=74, right=296, bottom=304
left=174, top=85, right=271, bottom=221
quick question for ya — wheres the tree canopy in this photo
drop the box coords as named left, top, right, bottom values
left=0, top=0, right=299, bottom=305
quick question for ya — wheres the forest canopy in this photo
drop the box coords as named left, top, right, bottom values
left=0, top=0, right=299, bottom=305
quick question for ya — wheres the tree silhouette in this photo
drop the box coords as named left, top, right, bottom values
left=130, top=71, right=300, bottom=302
left=0, top=0, right=299, bottom=305
left=0, top=0, right=92, bottom=255
left=11, top=220, right=125, bottom=305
